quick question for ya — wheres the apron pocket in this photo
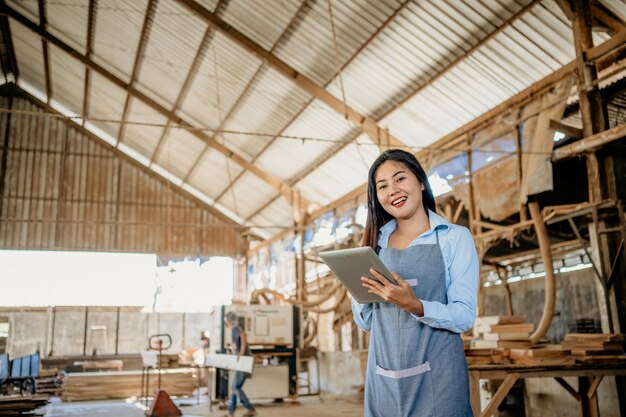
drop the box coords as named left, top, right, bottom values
left=375, top=361, right=430, bottom=378
left=373, top=361, right=435, bottom=417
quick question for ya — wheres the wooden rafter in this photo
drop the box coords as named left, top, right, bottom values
left=37, top=0, right=51, bottom=103
left=591, top=1, right=626, bottom=33
left=150, top=0, right=230, bottom=165
left=82, top=0, right=97, bottom=126
left=251, top=0, right=543, bottom=220
left=0, top=15, right=18, bottom=81
left=4, top=4, right=307, bottom=211
left=175, top=0, right=407, bottom=149
left=238, top=0, right=414, bottom=221
left=117, top=0, right=158, bottom=144
left=207, top=0, right=315, bottom=203
left=149, top=25, right=215, bottom=164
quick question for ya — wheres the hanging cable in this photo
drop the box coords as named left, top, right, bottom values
left=327, top=0, right=349, bottom=121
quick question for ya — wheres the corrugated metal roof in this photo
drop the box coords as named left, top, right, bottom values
left=179, top=31, right=263, bottom=130
left=92, top=0, right=147, bottom=82
left=49, top=45, right=84, bottom=115
left=137, top=0, right=208, bottom=108
left=4, top=0, right=625, bottom=243
left=11, top=23, right=45, bottom=97
left=185, top=148, right=244, bottom=200
left=86, top=72, right=128, bottom=141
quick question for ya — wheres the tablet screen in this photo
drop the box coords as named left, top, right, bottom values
left=319, top=246, right=397, bottom=303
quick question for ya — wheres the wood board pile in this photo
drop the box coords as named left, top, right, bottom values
left=561, top=333, right=626, bottom=364
left=471, top=316, right=533, bottom=349
left=509, top=344, right=574, bottom=365
left=34, top=375, right=63, bottom=397
left=0, top=394, right=49, bottom=416
left=465, top=348, right=510, bottom=365
left=61, top=368, right=197, bottom=402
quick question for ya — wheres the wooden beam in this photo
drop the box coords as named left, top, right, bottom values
left=37, top=0, right=52, bottom=103
left=480, top=373, right=519, bottom=417
left=175, top=0, right=407, bottom=149
left=554, top=0, right=575, bottom=21
left=572, top=0, right=606, bottom=137
left=117, top=0, right=158, bottom=144
left=554, top=376, right=581, bottom=401
left=4, top=4, right=307, bottom=208
left=549, top=119, right=583, bottom=139
left=150, top=25, right=215, bottom=164
left=0, top=91, right=13, bottom=220
left=585, top=26, right=626, bottom=62
left=591, top=2, right=626, bottom=34
left=203, top=0, right=313, bottom=200
left=237, top=1, right=414, bottom=220
left=82, top=0, right=97, bottom=126
left=0, top=15, right=18, bottom=80
left=553, top=122, right=626, bottom=159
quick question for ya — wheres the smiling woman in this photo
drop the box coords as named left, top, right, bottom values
left=352, top=149, right=479, bottom=417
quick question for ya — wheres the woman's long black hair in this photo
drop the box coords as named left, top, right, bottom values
left=362, top=149, right=436, bottom=249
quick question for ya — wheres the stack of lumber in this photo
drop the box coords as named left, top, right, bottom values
left=465, top=348, right=509, bottom=365
left=509, top=344, right=574, bottom=365
left=561, top=333, right=626, bottom=364
left=35, top=369, right=63, bottom=397
left=471, top=316, right=533, bottom=349
left=0, top=394, right=49, bottom=416
left=61, top=368, right=197, bottom=402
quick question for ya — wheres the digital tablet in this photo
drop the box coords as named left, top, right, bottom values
left=319, top=246, right=397, bottom=303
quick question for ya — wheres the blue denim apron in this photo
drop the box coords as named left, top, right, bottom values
left=364, top=230, right=472, bottom=417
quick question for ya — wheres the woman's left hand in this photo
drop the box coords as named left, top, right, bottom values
left=361, top=269, right=424, bottom=316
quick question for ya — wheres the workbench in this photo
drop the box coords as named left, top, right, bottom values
left=468, top=362, right=626, bottom=417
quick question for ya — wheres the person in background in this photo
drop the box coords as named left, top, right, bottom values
left=352, top=149, right=478, bottom=417
left=224, top=311, right=257, bottom=417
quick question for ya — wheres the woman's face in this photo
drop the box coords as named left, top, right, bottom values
left=374, top=160, right=424, bottom=220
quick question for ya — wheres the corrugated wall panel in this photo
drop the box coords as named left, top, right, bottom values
left=0, top=94, right=246, bottom=257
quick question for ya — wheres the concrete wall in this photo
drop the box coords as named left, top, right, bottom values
left=0, top=307, right=215, bottom=358
left=483, top=267, right=601, bottom=342
left=318, top=350, right=365, bottom=395
left=483, top=267, right=619, bottom=417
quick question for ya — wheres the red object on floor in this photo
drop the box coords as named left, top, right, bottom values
left=147, top=390, right=182, bottom=417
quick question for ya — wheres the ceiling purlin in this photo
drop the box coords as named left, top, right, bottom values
left=150, top=0, right=231, bottom=165
left=117, top=0, right=158, bottom=145
left=242, top=0, right=415, bottom=223
left=149, top=25, right=215, bottom=164
left=180, top=0, right=257, bottom=184
left=209, top=0, right=316, bottom=205
left=285, top=0, right=541, bottom=193
left=590, top=1, right=626, bottom=34
left=37, top=0, right=51, bottom=102
left=82, top=0, right=97, bottom=126
left=0, top=15, right=18, bottom=81
left=4, top=3, right=307, bottom=220
left=250, top=0, right=541, bottom=237
left=175, top=0, right=407, bottom=150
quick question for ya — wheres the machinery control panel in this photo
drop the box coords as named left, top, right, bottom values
left=223, top=305, right=294, bottom=347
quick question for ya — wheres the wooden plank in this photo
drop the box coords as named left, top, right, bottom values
left=554, top=376, right=580, bottom=400
left=480, top=373, right=519, bottom=417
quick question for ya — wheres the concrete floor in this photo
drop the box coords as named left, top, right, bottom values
left=42, top=394, right=364, bottom=417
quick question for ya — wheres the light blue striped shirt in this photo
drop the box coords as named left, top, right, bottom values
left=352, top=210, right=478, bottom=333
